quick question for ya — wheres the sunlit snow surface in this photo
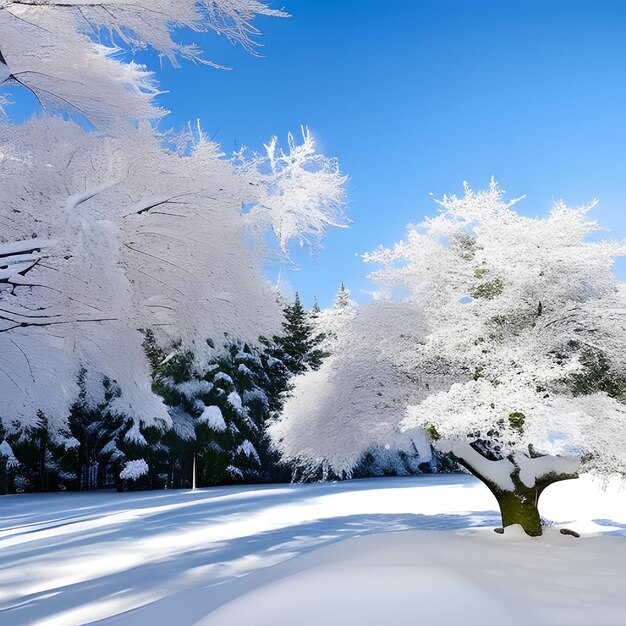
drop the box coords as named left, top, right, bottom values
left=0, top=475, right=625, bottom=625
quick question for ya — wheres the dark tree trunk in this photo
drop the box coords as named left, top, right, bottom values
left=0, top=460, right=6, bottom=495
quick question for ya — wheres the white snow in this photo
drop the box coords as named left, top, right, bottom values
left=236, top=439, right=260, bottom=462
left=168, top=379, right=213, bottom=400
left=514, top=451, right=581, bottom=488
left=119, top=459, right=149, bottom=481
left=199, top=527, right=625, bottom=626
left=226, top=465, right=244, bottom=480
left=0, top=475, right=624, bottom=626
left=437, top=439, right=517, bottom=490
left=213, top=373, right=234, bottom=386
left=242, top=388, right=269, bottom=407
left=198, top=405, right=227, bottom=432
left=227, top=391, right=244, bottom=413
left=0, top=440, right=17, bottom=467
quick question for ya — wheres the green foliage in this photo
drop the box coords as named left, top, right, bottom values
left=7, top=412, right=76, bottom=493
left=508, top=412, right=525, bottom=434
left=569, top=348, right=626, bottom=401
left=67, top=372, right=126, bottom=490
left=266, top=293, right=328, bottom=377
left=453, top=234, right=478, bottom=261
left=471, top=277, right=504, bottom=300
left=424, top=423, right=441, bottom=442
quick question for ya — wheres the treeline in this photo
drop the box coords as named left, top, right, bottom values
left=0, top=296, right=440, bottom=494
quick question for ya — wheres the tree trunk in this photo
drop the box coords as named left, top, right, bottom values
left=491, top=483, right=543, bottom=536
left=453, top=454, right=578, bottom=537
left=0, top=460, right=6, bottom=496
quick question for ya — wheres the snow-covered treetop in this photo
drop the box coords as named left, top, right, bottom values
left=0, top=0, right=284, bottom=127
left=365, top=180, right=626, bottom=476
left=314, top=282, right=358, bottom=353
left=333, top=282, right=355, bottom=309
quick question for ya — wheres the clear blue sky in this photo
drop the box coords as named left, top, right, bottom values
left=9, top=0, right=626, bottom=307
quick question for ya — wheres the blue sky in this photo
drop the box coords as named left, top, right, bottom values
left=8, top=0, right=626, bottom=307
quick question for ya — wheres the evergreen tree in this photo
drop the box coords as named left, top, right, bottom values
left=7, top=412, right=77, bottom=493
left=67, top=371, right=126, bottom=490
left=333, top=282, right=353, bottom=309
left=145, top=333, right=292, bottom=488
left=267, top=293, right=328, bottom=377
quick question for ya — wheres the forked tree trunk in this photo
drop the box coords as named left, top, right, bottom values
left=453, top=455, right=579, bottom=537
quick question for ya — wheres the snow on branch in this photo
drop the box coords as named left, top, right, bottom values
left=238, top=127, right=349, bottom=256
left=375, top=181, right=626, bottom=479
left=0, top=0, right=285, bottom=128
left=119, top=458, right=149, bottom=481
left=0, top=117, right=282, bottom=435
left=0, top=116, right=350, bottom=442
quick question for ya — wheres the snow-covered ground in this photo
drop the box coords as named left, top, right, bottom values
left=1, top=474, right=625, bottom=626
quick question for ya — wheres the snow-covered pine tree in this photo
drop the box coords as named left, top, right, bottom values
left=0, top=426, right=17, bottom=494
left=311, top=296, right=321, bottom=316
left=334, top=282, right=352, bottom=309
left=148, top=334, right=289, bottom=487
left=66, top=370, right=127, bottom=490
left=4, top=411, right=79, bottom=492
left=0, top=433, right=17, bottom=495
left=315, top=282, right=358, bottom=353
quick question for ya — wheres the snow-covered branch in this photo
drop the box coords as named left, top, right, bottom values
left=0, top=0, right=285, bottom=127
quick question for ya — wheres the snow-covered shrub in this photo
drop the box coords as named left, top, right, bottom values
left=119, top=459, right=149, bottom=481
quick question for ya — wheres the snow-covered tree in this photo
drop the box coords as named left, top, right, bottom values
left=0, top=0, right=284, bottom=127
left=334, top=282, right=353, bottom=309
left=145, top=333, right=289, bottom=488
left=0, top=117, right=347, bottom=455
left=0, top=437, right=17, bottom=494
left=0, top=0, right=350, bottom=492
left=272, top=181, right=626, bottom=536
left=314, top=282, right=358, bottom=353
left=269, top=302, right=435, bottom=476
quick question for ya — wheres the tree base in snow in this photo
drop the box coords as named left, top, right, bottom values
left=452, top=450, right=579, bottom=537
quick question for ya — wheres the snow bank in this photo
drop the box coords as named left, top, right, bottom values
left=199, top=528, right=626, bottom=626
left=0, top=475, right=624, bottom=625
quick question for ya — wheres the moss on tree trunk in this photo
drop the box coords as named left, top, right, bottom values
left=492, top=484, right=543, bottom=536
left=453, top=454, right=578, bottom=537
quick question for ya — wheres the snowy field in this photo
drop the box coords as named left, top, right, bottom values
left=1, top=475, right=625, bottom=626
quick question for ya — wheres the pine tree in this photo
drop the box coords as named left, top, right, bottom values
left=67, top=372, right=126, bottom=490
left=269, top=293, right=328, bottom=377
left=143, top=332, right=291, bottom=488
left=334, top=282, right=353, bottom=309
